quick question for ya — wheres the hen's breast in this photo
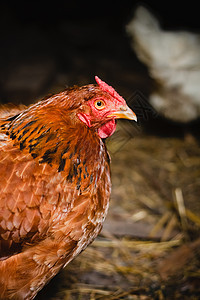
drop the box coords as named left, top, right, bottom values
left=0, top=130, right=111, bottom=257
left=48, top=147, right=111, bottom=254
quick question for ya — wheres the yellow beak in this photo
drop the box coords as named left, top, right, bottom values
left=107, top=105, right=137, bottom=122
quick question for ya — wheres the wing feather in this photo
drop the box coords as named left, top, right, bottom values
left=0, top=138, right=62, bottom=258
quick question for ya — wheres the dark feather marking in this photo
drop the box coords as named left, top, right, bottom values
left=74, top=144, right=78, bottom=154
left=10, top=122, right=39, bottom=141
left=85, top=166, right=89, bottom=177
left=67, top=169, right=73, bottom=182
left=78, top=167, right=82, bottom=176
left=58, top=145, right=70, bottom=172
left=24, top=127, right=40, bottom=145
left=73, top=163, right=78, bottom=177
left=58, top=157, right=66, bottom=172
left=18, top=128, right=29, bottom=141
left=29, top=140, right=41, bottom=152
left=37, top=125, right=46, bottom=135
left=40, top=146, right=59, bottom=164
left=32, top=128, right=51, bottom=144
left=22, top=128, right=30, bottom=136
left=76, top=183, right=81, bottom=190
left=17, top=134, right=23, bottom=141
left=76, top=175, right=82, bottom=190
left=35, top=133, right=47, bottom=141
left=44, top=146, right=58, bottom=155
left=20, top=141, right=26, bottom=150
left=10, top=131, right=17, bottom=140
left=46, top=133, right=56, bottom=143
left=35, top=128, right=51, bottom=141
left=21, top=120, right=37, bottom=130
left=90, top=174, right=93, bottom=184
left=61, top=145, right=70, bottom=156
left=40, top=155, right=53, bottom=164
left=10, top=118, right=26, bottom=131
left=31, top=153, right=38, bottom=159
left=5, top=113, right=21, bottom=122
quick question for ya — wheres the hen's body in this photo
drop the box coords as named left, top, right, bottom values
left=0, top=90, right=111, bottom=299
left=0, top=78, right=136, bottom=299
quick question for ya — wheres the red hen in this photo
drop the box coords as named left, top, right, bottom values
left=0, top=76, right=136, bottom=299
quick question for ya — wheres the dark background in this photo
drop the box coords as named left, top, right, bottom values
left=0, top=1, right=200, bottom=105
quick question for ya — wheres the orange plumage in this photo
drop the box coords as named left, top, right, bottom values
left=0, top=77, right=136, bottom=299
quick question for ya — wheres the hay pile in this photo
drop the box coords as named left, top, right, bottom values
left=37, top=121, right=200, bottom=300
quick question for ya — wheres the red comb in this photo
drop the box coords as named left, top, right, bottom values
left=95, top=76, right=125, bottom=104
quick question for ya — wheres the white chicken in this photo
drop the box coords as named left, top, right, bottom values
left=126, top=6, right=200, bottom=122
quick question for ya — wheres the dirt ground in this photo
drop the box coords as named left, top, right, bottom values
left=0, top=4, right=200, bottom=299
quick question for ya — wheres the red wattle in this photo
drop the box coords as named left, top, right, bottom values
left=98, top=119, right=116, bottom=139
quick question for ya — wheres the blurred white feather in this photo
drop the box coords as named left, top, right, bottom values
left=126, top=6, right=200, bottom=122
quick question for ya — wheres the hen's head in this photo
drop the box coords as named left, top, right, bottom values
left=2, top=77, right=137, bottom=149
left=75, top=76, right=137, bottom=138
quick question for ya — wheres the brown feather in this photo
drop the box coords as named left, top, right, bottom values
left=0, top=85, right=111, bottom=299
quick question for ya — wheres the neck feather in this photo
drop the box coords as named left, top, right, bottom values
left=2, top=104, right=108, bottom=192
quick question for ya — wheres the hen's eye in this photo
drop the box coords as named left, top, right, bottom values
left=94, top=100, right=105, bottom=110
